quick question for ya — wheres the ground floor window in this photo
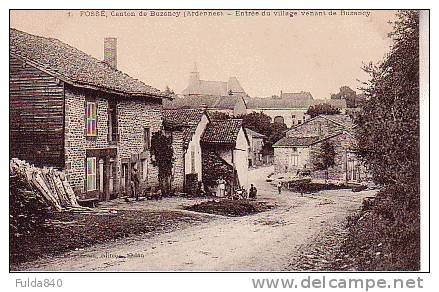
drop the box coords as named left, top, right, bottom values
left=86, top=157, right=97, bottom=191
left=289, top=154, right=299, bottom=167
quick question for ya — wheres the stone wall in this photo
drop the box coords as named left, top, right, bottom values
left=64, top=85, right=163, bottom=198
left=309, top=132, right=359, bottom=182
left=274, top=146, right=310, bottom=173
left=64, top=86, right=87, bottom=193
left=117, top=100, right=162, bottom=188
left=170, top=130, right=185, bottom=191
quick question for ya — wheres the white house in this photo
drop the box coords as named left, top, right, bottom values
left=246, top=91, right=347, bottom=128
left=201, top=119, right=250, bottom=191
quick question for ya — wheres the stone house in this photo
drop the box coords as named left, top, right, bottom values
left=10, top=28, right=167, bottom=202
left=246, top=92, right=347, bottom=127
left=162, top=109, right=209, bottom=193
left=273, top=115, right=366, bottom=182
left=201, top=119, right=250, bottom=193
left=245, top=128, right=266, bottom=167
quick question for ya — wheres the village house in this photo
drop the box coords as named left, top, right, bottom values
left=201, top=119, right=250, bottom=194
left=246, top=91, right=347, bottom=128
left=273, top=114, right=366, bottom=183
left=245, top=128, right=266, bottom=167
left=162, top=109, right=209, bottom=194
left=10, top=28, right=167, bottom=202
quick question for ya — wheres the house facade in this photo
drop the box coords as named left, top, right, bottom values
left=273, top=115, right=366, bottom=182
left=245, top=128, right=266, bottom=167
left=247, top=92, right=347, bottom=128
left=162, top=109, right=209, bottom=193
left=10, top=29, right=166, bottom=202
left=201, top=119, right=250, bottom=193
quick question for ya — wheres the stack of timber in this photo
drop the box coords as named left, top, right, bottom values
left=10, top=158, right=81, bottom=211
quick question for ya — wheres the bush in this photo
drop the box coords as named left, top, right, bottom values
left=339, top=185, right=420, bottom=271
left=286, top=180, right=349, bottom=194
left=10, top=173, right=50, bottom=262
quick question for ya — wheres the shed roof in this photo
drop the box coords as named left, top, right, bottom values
left=162, top=109, right=205, bottom=128
left=202, top=119, right=244, bottom=146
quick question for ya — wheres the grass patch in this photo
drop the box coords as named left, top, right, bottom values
left=10, top=209, right=207, bottom=266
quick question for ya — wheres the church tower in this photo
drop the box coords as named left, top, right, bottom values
left=188, top=62, right=200, bottom=86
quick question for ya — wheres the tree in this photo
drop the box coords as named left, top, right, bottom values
left=150, top=132, right=174, bottom=193
left=208, top=111, right=231, bottom=120
left=312, top=140, right=336, bottom=182
left=353, top=10, right=420, bottom=270
left=306, top=103, right=341, bottom=118
left=239, top=112, right=272, bottom=137
left=331, top=86, right=358, bottom=108
left=164, top=85, right=175, bottom=96
left=357, top=10, right=419, bottom=189
left=239, top=112, right=287, bottom=150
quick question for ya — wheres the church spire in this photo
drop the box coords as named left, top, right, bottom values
left=191, top=62, right=198, bottom=73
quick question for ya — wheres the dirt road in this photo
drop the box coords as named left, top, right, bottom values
left=17, top=166, right=375, bottom=271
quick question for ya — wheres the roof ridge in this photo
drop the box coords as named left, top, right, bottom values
left=10, top=28, right=164, bottom=98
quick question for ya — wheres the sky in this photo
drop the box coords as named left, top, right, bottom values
left=10, top=10, right=396, bottom=99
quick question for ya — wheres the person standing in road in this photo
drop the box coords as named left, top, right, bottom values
left=277, top=181, right=282, bottom=195
left=217, top=176, right=226, bottom=197
left=131, top=166, right=140, bottom=201
left=249, top=184, right=257, bottom=199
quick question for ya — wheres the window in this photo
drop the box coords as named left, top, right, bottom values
left=86, top=157, right=97, bottom=191
left=297, top=120, right=302, bottom=124
left=86, top=102, right=97, bottom=137
left=274, top=116, right=285, bottom=124
left=108, top=101, right=117, bottom=142
left=289, top=154, right=299, bottom=166
left=144, top=127, right=151, bottom=150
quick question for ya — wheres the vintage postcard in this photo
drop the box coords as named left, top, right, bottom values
left=9, top=8, right=428, bottom=279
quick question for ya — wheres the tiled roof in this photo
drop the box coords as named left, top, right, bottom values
left=320, top=114, right=355, bottom=130
left=162, top=109, right=204, bottom=128
left=10, top=28, right=165, bottom=98
left=163, top=95, right=244, bottom=110
left=182, top=127, right=197, bottom=150
left=281, top=91, right=314, bottom=100
left=162, top=109, right=206, bottom=150
left=273, top=136, right=320, bottom=147
left=182, top=76, right=246, bottom=96
left=247, top=94, right=346, bottom=109
left=202, top=119, right=243, bottom=145
left=245, top=128, right=266, bottom=139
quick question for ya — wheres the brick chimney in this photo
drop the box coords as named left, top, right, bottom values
left=104, top=37, right=117, bottom=69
